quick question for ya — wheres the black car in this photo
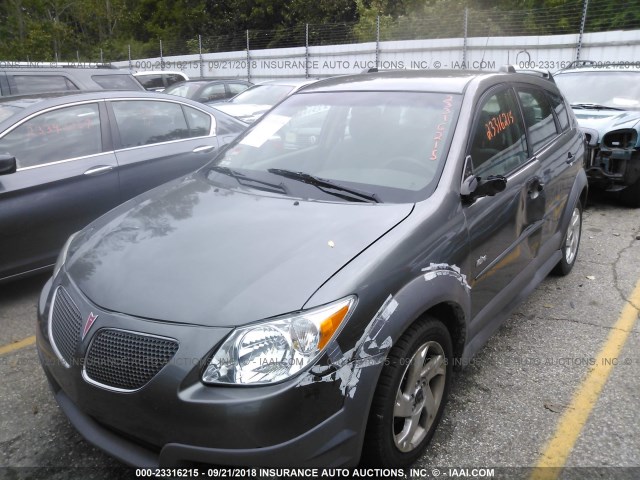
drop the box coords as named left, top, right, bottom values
left=0, top=91, right=246, bottom=283
left=37, top=69, right=587, bottom=468
left=554, top=62, right=640, bottom=206
left=164, top=79, right=253, bottom=104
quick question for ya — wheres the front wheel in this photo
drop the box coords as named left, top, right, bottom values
left=552, top=202, right=582, bottom=276
left=362, top=316, right=452, bottom=467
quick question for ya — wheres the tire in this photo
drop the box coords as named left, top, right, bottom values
left=552, top=201, right=582, bottom=276
left=619, top=178, right=640, bottom=208
left=361, top=316, right=453, bottom=467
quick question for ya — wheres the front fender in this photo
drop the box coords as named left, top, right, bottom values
left=355, top=267, right=470, bottom=364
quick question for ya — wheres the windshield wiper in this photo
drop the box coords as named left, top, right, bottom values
left=570, top=103, right=624, bottom=111
left=267, top=168, right=381, bottom=203
left=209, top=165, right=288, bottom=195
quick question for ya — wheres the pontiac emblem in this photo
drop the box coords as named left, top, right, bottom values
left=82, top=312, right=99, bottom=339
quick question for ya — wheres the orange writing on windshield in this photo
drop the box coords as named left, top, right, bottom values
left=431, top=95, right=454, bottom=161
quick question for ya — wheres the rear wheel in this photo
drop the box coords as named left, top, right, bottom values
left=553, top=202, right=582, bottom=276
left=362, top=316, right=452, bottom=467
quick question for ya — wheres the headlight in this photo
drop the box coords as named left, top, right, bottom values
left=202, top=296, right=356, bottom=385
left=53, top=232, right=79, bottom=278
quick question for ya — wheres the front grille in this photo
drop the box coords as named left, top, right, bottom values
left=84, top=329, right=179, bottom=391
left=50, top=287, right=83, bottom=367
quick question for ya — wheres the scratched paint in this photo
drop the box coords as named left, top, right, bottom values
left=422, top=263, right=471, bottom=290
left=298, top=294, right=400, bottom=397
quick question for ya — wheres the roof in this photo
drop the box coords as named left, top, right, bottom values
left=1, top=66, right=130, bottom=73
left=133, top=71, right=187, bottom=77
left=0, top=90, right=241, bottom=129
left=171, top=78, right=252, bottom=85
left=257, top=79, right=319, bottom=87
left=302, top=70, right=496, bottom=94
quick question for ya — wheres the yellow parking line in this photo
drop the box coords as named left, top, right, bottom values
left=531, top=279, right=640, bottom=480
left=0, top=335, right=36, bottom=356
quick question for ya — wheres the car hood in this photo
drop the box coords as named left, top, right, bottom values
left=213, top=103, right=271, bottom=123
left=574, top=109, right=640, bottom=143
left=66, top=175, right=412, bottom=327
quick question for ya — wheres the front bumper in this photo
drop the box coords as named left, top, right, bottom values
left=584, top=145, right=640, bottom=190
left=36, top=275, right=380, bottom=468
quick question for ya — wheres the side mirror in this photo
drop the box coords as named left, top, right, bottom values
left=461, top=174, right=507, bottom=201
left=0, top=154, right=17, bottom=176
left=460, top=154, right=507, bottom=201
left=475, top=175, right=507, bottom=197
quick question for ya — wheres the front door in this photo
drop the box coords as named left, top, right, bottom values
left=0, top=101, right=120, bottom=279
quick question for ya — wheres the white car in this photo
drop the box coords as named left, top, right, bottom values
left=212, top=79, right=317, bottom=124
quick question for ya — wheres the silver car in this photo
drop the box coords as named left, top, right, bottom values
left=0, top=90, right=246, bottom=282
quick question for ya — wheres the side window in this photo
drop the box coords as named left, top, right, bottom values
left=0, top=103, right=101, bottom=168
left=183, top=106, right=212, bottom=137
left=136, top=74, right=164, bottom=90
left=547, top=91, right=570, bottom=131
left=228, top=83, right=250, bottom=97
left=165, top=74, right=185, bottom=88
left=469, top=88, right=528, bottom=177
left=199, top=84, right=226, bottom=103
left=92, top=74, right=142, bottom=91
left=517, top=88, right=559, bottom=152
left=112, top=101, right=190, bottom=148
left=12, top=75, right=79, bottom=94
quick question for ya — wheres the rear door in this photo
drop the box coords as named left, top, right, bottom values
left=108, top=98, right=220, bottom=200
left=0, top=101, right=120, bottom=279
left=516, top=86, right=582, bottom=245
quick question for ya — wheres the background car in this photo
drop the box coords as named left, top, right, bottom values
left=554, top=61, right=640, bottom=206
left=212, top=78, right=317, bottom=123
left=134, top=70, right=189, bottom=91
left=37, top=69, right=587, bottom=469
left=0, top=90, right=246, bottom=282
left=163, top=78, right=252, bottom=104
left=0, top=66, right=143, bottom=96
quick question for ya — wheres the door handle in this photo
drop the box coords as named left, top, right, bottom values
left=83, top=165, right=114, bottom=176
left=193, top=145, right=215, bottom=153
left=566, top=151, right=575, bottom=165
left=527, top=177, right=545, bottom=199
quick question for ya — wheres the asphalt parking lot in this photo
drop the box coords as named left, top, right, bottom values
left=1, top=192, right=639, bottom=480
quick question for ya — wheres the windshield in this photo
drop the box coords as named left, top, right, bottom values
left=208, top=91, right=461, bottom=203
left=230, top=84, right=294, bottom=105
left=0, top=105, right=22, bottom=123
left=554, top=71, right=640, bottom=110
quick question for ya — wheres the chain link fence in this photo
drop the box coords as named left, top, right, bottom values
left=101, top=0, right=640, bottom=66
